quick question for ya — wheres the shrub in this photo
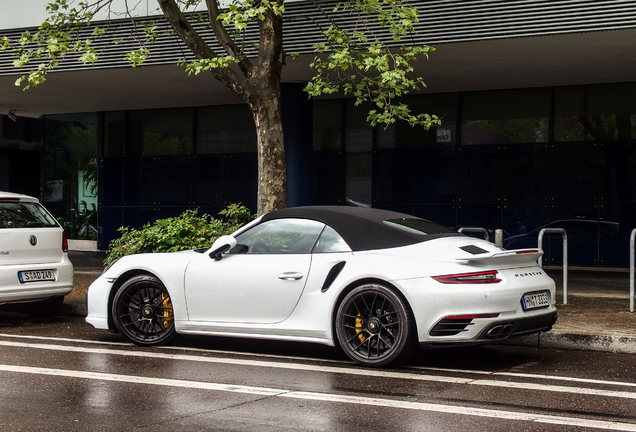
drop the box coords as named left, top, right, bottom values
left=104, top=204, right=254, bottom=265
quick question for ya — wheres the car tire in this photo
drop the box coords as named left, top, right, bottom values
left=112, top=274, right=176, bottom=346
left=335, top=283, right=416, bottom=367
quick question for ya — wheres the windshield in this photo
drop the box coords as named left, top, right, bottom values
left=0, top=202, right=59, bottom=229
left=383, top=218, right=454, bottom=236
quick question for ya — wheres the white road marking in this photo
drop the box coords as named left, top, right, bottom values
left=0, top=333, right=131, bottom=346
left=0, top=339, right=470, bottom=384
left=0, top=333, right=351, bottom=363
left=412, top=366, right=636, bottom=388
left=0, top=339, right=635, bottom=400
left=0, top=363, right=634, bottom=431
left=4, top=333, right=636, bottom=391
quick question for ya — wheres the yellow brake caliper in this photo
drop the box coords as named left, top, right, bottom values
left=355, top=313, right=367, bottom=345
left=161, top=294, right=174, bottom=328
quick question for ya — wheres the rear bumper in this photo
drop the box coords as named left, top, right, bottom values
left=0, top=254, right=73, bottom=305
left=419, top=311, right=558, bottom=349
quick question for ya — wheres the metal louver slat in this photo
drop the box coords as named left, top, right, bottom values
left=1, top=0, right=636, bottom=75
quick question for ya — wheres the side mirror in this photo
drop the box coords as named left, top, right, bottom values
left=208, top=235, right=238, bottom=261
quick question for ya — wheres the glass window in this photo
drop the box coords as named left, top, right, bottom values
left=554, top=83, right=636, bottom=142
left=461, top=89, right=550, bottom=145
left=196, top=105, right=256, bottom=154
left=345, top=100, right=373, bottom=205
left=230, top=219, right=324, bottom=254
left=104, top=111, right=125, bottom=157
left=313, top=99, right=345, bottom=204
left=126, top=108, right=193, bottom=156
left=312, top=225, right=351, bottom=253
left=345, top=100, right=373, bottom=153
left=372, top=149, right=413, bottom=204
left=0, top=202, right=58, bottom=229
left=313, top=99, right=343, bottom=151
left=396, top=93, right=458, bottom=148
left=43, top=113, right=98, bottom=240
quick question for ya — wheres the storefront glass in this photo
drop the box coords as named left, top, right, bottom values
left=43, top=113, right=98, bottom=240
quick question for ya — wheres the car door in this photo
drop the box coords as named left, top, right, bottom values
left=184, top=218, right=325, bottom=324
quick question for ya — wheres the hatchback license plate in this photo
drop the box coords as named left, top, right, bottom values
left=522, top=291, right=549, bottom=310
left=18, top=270, right=56, bottom=283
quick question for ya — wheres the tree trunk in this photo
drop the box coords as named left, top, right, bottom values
left=247, top=6, right=287, bottom=215
left=250, top=87, right=287, bottom=214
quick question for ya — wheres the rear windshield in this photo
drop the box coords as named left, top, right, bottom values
left=383, top=218, right=454, bottom=236
left=0, top=202, right=59, bottom=229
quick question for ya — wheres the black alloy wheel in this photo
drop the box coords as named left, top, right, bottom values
left=335, top=284, right=415, bottom=367
left=112, top=274, right=176, bottom=346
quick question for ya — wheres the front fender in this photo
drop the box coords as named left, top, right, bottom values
left=86, top=251, right=198, bottom=330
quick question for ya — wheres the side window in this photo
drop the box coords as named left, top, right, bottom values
left=312, top=225, right=352, bottom=253
left=229, top=218, right=325, bottom=254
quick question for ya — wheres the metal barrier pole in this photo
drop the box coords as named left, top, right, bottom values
left=495, top=229, right=504, bottom=248
left=538, top=228, right=568, bottom=305
left=630, top=229, right=636, bottom=313
left=458, top=227, right=490, bottom=241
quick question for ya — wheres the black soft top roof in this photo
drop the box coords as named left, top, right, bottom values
left=261, top=206, right=459, bottom=251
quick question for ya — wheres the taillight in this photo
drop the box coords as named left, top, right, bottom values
left=62, top=231, right=69, bottom=253
left=433, top=270, right=502, bottom=284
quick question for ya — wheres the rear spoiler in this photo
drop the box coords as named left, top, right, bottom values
left=455, top=249, right=543, bottom=264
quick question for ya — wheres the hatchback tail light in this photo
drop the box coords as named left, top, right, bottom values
left=433, top=270, right=501, bottom=284
left=62, top=231, right=69, bottom=253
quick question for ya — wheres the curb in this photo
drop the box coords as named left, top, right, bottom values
left=502, top=332, right=636, bottom=355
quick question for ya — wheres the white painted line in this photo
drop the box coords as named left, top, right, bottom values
left=0, top=333, right=131, bottom=347
left=0, top=364, right=635, bottom=431
left=412, top=366, right=636, bottom=389
left=0, top=333, right=352, bottom=363
left=4, top=334, right=636, bottom=393
left=0, top=364, right=283, bottom=396
left=474, top=379, right=636, bottom=400
left=3, top=334, right=636, bottom=394
left=0, top=340, right=470, bottom=384
left=1, top=339, right=636, bottom=401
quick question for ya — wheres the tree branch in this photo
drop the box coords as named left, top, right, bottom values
left=205, top=0, right=254, bottom=77
left=156, top=0, right=245, bottom=90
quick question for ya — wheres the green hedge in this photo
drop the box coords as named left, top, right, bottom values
left=104, top=204, right=254, bottom=265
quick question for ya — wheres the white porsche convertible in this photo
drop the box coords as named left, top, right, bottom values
left=86, top=206, right=557, bottom=367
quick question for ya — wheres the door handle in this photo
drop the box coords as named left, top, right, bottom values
left=278, top=272, right=304, bottom=280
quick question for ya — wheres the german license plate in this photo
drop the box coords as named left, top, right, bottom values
left=18, top=270, right=56, bottom=283
left=522, top=291, right=550, bottom=310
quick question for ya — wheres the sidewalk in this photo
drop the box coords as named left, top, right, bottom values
left=510, top=269, right=636, bottom=354
left=62, top=252, right=636, bottom=355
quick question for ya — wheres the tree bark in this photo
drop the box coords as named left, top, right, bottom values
left=251, top=87, right=287, bottom=213
left=249, top=5, right=287, bottom=214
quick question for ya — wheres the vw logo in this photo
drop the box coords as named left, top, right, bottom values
left=29, top=235, right=37, bottom=246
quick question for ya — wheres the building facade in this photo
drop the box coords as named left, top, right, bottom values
left=1, top=0, right=636, bottom=267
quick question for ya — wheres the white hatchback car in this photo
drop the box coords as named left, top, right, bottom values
left=0, top=192, right=73, bottom=315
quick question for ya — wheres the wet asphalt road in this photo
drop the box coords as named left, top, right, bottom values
left=1, top=312, right=636, bottom=431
